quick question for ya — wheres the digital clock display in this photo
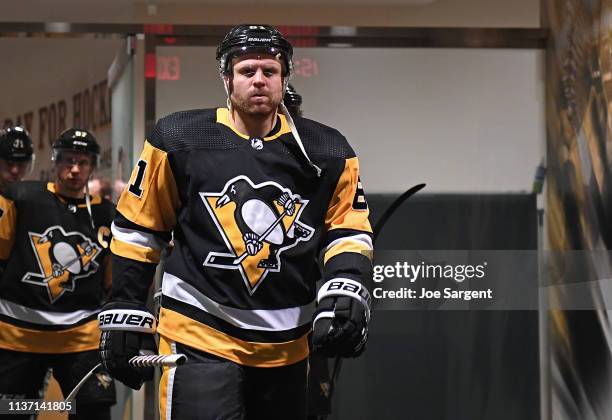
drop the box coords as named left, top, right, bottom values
left=146, top=54, right=181, bottom=80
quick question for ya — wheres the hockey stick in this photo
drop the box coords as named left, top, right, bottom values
left=207, top=202, right=294, bottom=267
left=371, top=183, right=426, bottom=243
left=324, top=183, right=426, bottom=417
left=63, top=353, right=187, bottom=405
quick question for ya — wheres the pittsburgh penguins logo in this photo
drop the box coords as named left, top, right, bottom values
left=201, top=175, right=314, bottom=294
left=22, top=226, right=102, bottom=303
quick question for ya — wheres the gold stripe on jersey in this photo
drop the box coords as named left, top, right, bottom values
left=325, top=157, right=372, bottom=233
left=0, top=195, right=16, bottom=260
left=159, top=336, right=171, bottom=420
left=157, top=307, right=310, bottom=368
left=216, top=108, right=291, bottom=141
left=0, top=318, right=100, bottom=353
left=47, top=182, right=103, bottom=206
left=110, top=237, right=162, bottom=263
left=324, top=239, right=373, bottom=265
left=115, top=141, right=180, bottom=233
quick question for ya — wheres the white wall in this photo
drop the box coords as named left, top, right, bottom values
left=0, top=38, right=121, bottom=180
left=156, top=46, right=545, bottom=193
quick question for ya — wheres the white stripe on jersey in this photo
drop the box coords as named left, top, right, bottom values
left=111, top=222, right=165, bottom=250
left=162, top=272, right=315, bottom=332
left=0, top=297, right=99, bottom=325
left=325, top=233, right=373, bottom=252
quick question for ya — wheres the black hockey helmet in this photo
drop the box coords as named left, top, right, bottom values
left=52, top=128, right=100, bottom=167
left=0, top=126, right=34, bottom=162
left=283, top=83, right=302, bottom=107
left=216, top=24, right=293, bottom=77
left=282, top=83, right=303, bottom=118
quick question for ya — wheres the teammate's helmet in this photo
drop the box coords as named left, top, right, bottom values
left=52, top=128, right=100, bottom=167
left=283, top=83, right=302, bottom=107
left=0, top=126, right=34, bottom=162
left=283, top=83, right=303, bottom=118
left=216, top=24, right=293, bottom=77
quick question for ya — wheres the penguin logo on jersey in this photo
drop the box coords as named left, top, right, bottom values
left=22, top=226, right=102, bottom=303
left=200, top=175, right=314, bottom=295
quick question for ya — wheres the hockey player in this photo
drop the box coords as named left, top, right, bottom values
left=100, top=24, right=373, bottom=419
left=0, top=129, right=116, bottom=419
left=0, top=126, right=34, bottom=193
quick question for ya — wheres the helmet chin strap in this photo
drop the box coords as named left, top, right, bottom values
left=85, top=175, right=95, bottom=230
left=277, top=74, right=323, bottom=176
left=222, top=76, right=232, bottom=112
left=279, top=101, right=322, bottom=177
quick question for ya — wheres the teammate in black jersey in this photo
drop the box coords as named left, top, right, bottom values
left=100, top=24, right=373, bottom=420
left=0, top=129, right=116, bottom=419
left=0, top=126, right=34, bottom=193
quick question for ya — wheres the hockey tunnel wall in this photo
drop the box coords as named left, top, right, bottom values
left=327, top=193, right=540, bottom=420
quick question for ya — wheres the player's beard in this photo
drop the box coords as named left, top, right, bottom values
left=231, top=92, right=280, bottom=117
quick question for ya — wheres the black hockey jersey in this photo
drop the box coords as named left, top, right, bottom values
left=111, top=108, right=373, bottom=367
left=0, top=181, right=114, bottom=353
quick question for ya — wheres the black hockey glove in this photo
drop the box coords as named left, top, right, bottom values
left=312, top=278, right=372, bottom=358
left=98, top=302, right=157, bottom=390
